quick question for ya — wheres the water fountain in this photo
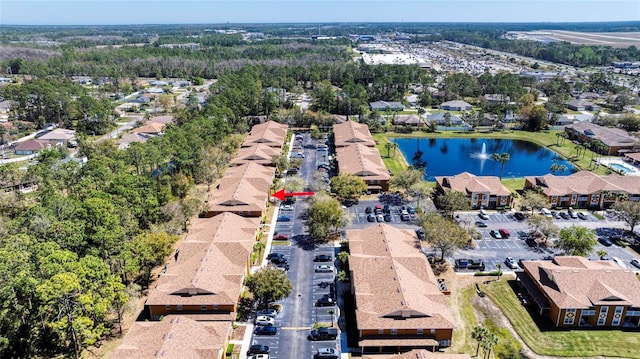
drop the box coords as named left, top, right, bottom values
left=470, top=142, right=490, bottom=160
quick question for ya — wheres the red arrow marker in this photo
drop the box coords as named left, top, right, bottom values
left=272, top=189, right=315, bottom=201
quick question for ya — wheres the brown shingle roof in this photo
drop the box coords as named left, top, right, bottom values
left=362, top=350, right=471, bottom=359
left=207, top=176, right=270, bottom=216
left=241, top=120, right=288, bottom=148
left=524, top=170, right=637, bottom=197
left=348, top=224, right=455, bottom=331
left=146, top=213, right=259, bottom=307
left=522, top=256, right=640, bottom=309
left=335, top=144, right=390, bottom=181
left=231, top=144, right=280, bottom=166
left=148, top=115, right=175, bottom=124
left=436, top=172, right=510, bottom=196
left=14, top=139, right=47, bottom=152
left=132, top=122, right=166, bottom=134
left=566, top=121, right=637, bottom=148
left=333, top=120, right=376, bottom=147
left=111, top=316, right=230, bottom=359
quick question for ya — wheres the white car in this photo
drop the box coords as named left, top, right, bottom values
left=256, top=308, right=278, bottom=318
left=611, top=257, right=628, bottom=268
left=630, top=258, right=640, bottom=269
left=281, top=204, right=293, bottom=211
left=248, top=355, right=269, bottom=359
left=255, top=315, right=275, bottom=326
left=504, top=257, right=518, bottom=269
left=315, top=265, right=334, bottom=273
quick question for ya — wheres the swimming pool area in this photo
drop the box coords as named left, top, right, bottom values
left=598, top=158, right=640, bottom=176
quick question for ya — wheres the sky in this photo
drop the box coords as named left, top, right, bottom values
left=1, top=0, right=639, bottom=26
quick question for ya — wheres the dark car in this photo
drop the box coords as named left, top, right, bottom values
left=316, top=294, right=335, bottom=307
left=383, top=213, right=392, bottom=222
left=415, top=228, right=425, bottom=240
left=475, top=221, right=487, bottom=228
left=247, top=344, right=270, bottom=355
left=308, top=327, right=338, bottom=341
left=277, top=215, right=291, bottom=222
left=599, top=237, right=613, bottom=246
left=254, top=325, right=277, bottom=335
left=314, top=254, right=333, bottom=262
left=366, top=214, right=376, bottom=222
left=559, top=212, right=569, bottom=220
left=400, top=214, right=410, bottom=221
left=383, top=204, right=391, bottom=213
left=525, top=237, right=537, bottom=247
left=514, top=212, right=526, bottom=221
left=577, top=212, right=587, bottom=220
left=270, top=255, right=288, bottom=265
left=365, top=207, right=373, bottom=214
left=267, top=253, right=285, bottom=260
left=478, top=213, right=489, bottom=220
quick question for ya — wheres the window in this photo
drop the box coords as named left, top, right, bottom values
left=430, top=328, right=436, bottom=334
left=582, top=309, right=596, bottom=316
left=213, top=304, right=218, bottom=310
left=613, top=306, right=624, bottom=326
left=598, top=306, right=608, bottom=326
left=200, top=305, right=208, bottom=311
left=177, top=304, right=183, bottom=311
left=378, top=328, right=384, bottom=335
left=390, top=328, right=397, bottom=335
left=564, top=308, right=576, bottom=325
left=417, top=328, right=423, bottom=335
left=165, top=305, right=171, bottom=310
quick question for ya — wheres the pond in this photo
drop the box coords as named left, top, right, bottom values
left=392, top=137, right=577, bottom=181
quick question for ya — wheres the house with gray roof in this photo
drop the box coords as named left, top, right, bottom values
left=370, top=101, right=405, bottom=111
left=440, top=100, right=472, bottom=111
left=565, top=121, right=637, bottom=155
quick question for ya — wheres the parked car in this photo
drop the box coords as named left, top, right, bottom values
left=277, top=215, right=291, bottom=222
left=415, top=228, right=425, bottom=240
left=272, top=262, right=289, bottom=271
left=256, top=308, right=278, bottom=318
left=308, top=327, right=338, bottom=341
left=454, top=259, right=485, bottom=271
left=247, top=354, right=269, bottom=359
left=490, top=230, right=503, bottom=239
left=366, top=214, right=375, bottom=222
left=316, top=294, right=335, bottom=307
left=498, top=228, right=510, bottom=238
left=400, top=214, right=410, bottom=221
left=631, top=258, right=640, bottom=269
left=315, top=265, right=334, bottom=273
left=376, top=214, right=384, bottom=222
left=514, top=212, right=526, bottom=221
left=559, top=212, right=569, bottom=220
left=569, top=210, right=578, bottom=219
left=383, top=213, right=392, bottom=222
left=478, top=213, right=489, bottom=220
left=504, top=257, right=518, bottom=269
left=577, top=212, right=587, bottom=220
left=383, top=204, right=391, bottom=213
left=247, top=344, right=270, bottom=355
left=255, top=316, right=275, bottom=326
left=598, top=237, right=613, bottom=246
left=281, top=204, right=293, bottom=211
left=314, top=254, right=333, bottom=262
left=270, top=255, right=288, bottom=264
left=365, top=207, right=373, bottom=214
left=254, top=325, right=278, bottom=335
left=273, top=234, right=289, bottom=241
left=612, top=256, right=627, bottom=268
left=267, top=253, right=286, bottom=261
left=525, top=237, right=537, bottom=247
left=475, top=221, right=487, bottom=228
left=290, top=152, right=305, bottom=158
left=407, top=205, right=416, bottom=214
left=315, top=348, right=339, bottom=359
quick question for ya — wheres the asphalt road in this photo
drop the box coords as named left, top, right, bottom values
left=249, top=132, right=340, bottom=359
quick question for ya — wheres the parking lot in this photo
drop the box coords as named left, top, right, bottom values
left=453, top=209, right=637, bottom=272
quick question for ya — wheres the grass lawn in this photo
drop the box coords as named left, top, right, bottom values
left=373, top=134, right=410, bottom=175
left=481, top=279, right=640, bottom=358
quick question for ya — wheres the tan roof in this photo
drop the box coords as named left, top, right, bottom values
left=625, top=153, right=640, bottom=162
left=111, top=316, right=230, bottom=359
left=148, top=115, right=175, bottom=124
left=241, top=120, right=288, bottom=148
left=336, top=144, right=390, bottom=181
left=221, top=162, right=275, bottom=184
left=566, top=121, right=637, bottom=148
left=436, top=172, right=510, bottom=196
left=333, top=120, right=376, bottom=147
left=38, top=128, right=75, bottom=141
left=132, top=122, right=166, bottom=134
left=348, top=224, right=455, bottom=331
left=118, top=133, right=151, bottom=149
left=522, top=256, right=640, bottom=309
left=207, top=176, right=270, bottom=216
left=393, top=114, right=426, bottom=126
left=231, top=144, right=280, bottom=166
left=146, top=213, right=259, bottom=306
left=524, top=170, right=640, bottom=197
left=362, top=350, right=471, bottom=359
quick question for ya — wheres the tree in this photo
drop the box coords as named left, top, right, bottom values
left=246, top=267, right=292, bottom=309
left=556, top=225, right=597, bottom=257
left=307, top=193, right=347, bottom=241
left=596, top=249, right=608, bottom=260
left=406, top=183, right=432, bottom=210
left=521, top=190, right=548, bottom=215
left=390, top=168, right=424, bottom=193
left=417, top=212, right=469, bottom=261
left=528, top=214, right=559, bottom=241
left=481, top=332, right=499, bottom=359
left=494, top=152, right=510, bottom=179
left=284, top=176, right=305, bottom=193
left=612, top=201, right=640, bottom=232
left=436, top=191, right=471, bottom=219
left=471, top=326, right=489, bottom=357
left=330, top=173, right=367, bottom=200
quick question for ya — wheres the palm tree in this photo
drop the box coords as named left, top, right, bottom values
left=596, top=249, right=608, bottom=259
left=481, top=332, right=499, bottom=359
left=392, top=142, right=399, bottom=157
left=385, top=142, right=393, bottom=158
left=497, top=153, right=510, bottom=180
left=471, top=326, right=489, bottom=357
left=328, top=309, right=335, bottom=326
left=491, top=153, right=500, bottom=175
